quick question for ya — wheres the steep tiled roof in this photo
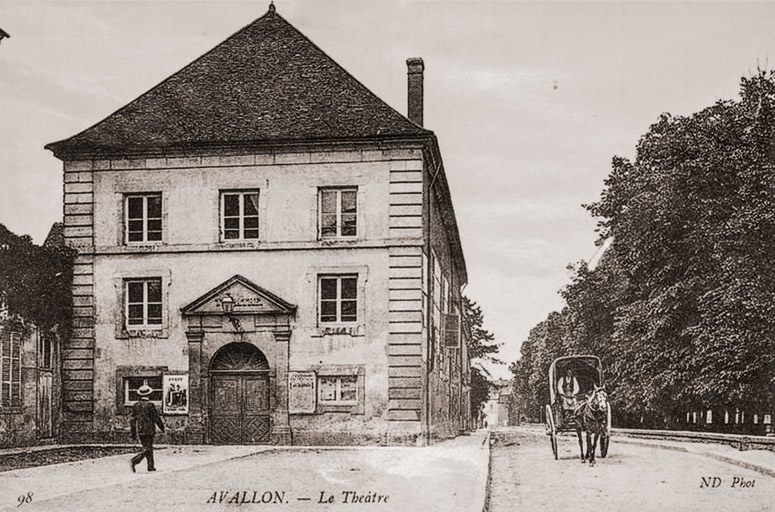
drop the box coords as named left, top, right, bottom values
left=46, top=7, right=429, bottom=158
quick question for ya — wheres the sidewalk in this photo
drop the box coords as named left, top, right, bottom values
left=499, top=425, right=775, bottom=478
left=0, top=444, right=273, bottom=510
left=0, top=432, right=489, bottom=512
left=614, top=435, right=775, bottom=478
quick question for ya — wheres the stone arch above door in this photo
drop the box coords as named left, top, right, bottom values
left=210, top=342, right=270, bottom=373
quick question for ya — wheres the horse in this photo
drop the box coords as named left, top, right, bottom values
left=574, top=386, right=608, bottom=466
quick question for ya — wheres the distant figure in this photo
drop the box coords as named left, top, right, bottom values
left=556, top=369, right=580, bottom=427
left=130, top=384, right=165, bottom=472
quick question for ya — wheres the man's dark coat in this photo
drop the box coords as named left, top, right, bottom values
left=130, top=398, right=165, bottom=437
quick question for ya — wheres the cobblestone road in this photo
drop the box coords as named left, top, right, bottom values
left=487, top=429, right=774, bottom=512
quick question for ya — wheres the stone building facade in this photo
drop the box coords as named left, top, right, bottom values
left=46, top=6, right=469, bottom=445
left=0, top=317, right=60, bottom=447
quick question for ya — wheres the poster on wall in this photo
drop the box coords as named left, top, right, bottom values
left=288, top=371, right=316, bottom=414
left=163, top=374, right=189, bottom=415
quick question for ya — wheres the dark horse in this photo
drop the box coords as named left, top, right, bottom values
left=574, top=386, right=608, bottom=465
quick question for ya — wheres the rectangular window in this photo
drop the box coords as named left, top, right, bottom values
left=221, top=190, right=259, bottom=241
left=319, top=188, right=357, bottom=239
left=125, top=278, right=163, bottom=329
left=318, top=375, right=358, bottom=404
left=40, top=335, right=52, bottom=369
left=125, top=193, right=162, bottom=243
left=0, top=331, right=22, bottom=408
left=123, top=376, right=163, bottom=405
left=319, top=275, right=358, bottom=323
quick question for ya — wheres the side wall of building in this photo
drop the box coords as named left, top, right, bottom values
left=421, top=160, right=468, bottom=441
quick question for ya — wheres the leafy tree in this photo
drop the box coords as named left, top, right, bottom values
left=0, top=224, right=75, bottom=331
left=463, top=296, right=501, bottom=420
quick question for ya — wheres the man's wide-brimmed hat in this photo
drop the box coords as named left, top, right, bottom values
left=137, top=384, right=153, bottom=397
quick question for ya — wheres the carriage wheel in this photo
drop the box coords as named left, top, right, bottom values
left=600, top=403, right=612, bottom=458
left=600, top=435, right=609, bottom=458
left=545, top=405, right=558, bottom=460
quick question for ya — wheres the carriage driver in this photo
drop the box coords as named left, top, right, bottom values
left=556, top=368, right=580, bottom=426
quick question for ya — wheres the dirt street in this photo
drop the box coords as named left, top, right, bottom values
left=487, top=429, right=774, bottom=512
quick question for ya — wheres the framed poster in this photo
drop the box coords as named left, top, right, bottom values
left=163, top=374, right=189, bottom=415
left=288, top=371, right=316, bottom=414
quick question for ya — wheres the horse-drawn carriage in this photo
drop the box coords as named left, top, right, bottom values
left=545, top=355, right=611, bottom=463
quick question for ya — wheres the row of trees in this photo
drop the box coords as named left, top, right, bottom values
left=512, top=71, right=775, bottom=427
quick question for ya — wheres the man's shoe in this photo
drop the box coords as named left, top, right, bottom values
left=130, top=460, right=136, bottom=473
left=148, top=468, right=156, bottom=472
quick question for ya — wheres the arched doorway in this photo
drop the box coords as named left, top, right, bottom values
left=209, top=342, right=271, bottom=444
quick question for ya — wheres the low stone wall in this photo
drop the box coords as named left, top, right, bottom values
left=613, top=427, right=775, bottom=452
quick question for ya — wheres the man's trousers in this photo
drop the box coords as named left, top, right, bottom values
left=131, top=435, right=156, bottom=470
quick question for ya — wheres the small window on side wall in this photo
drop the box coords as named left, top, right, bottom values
left=123, top=376, right=163, bottom=405
left=319, top=188, right=357, bottom=239
left=221, top=190, right=259, bottom=241
left=125, top=193, right=162, bottom=243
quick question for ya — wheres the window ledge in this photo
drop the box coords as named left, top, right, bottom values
left=317, top=403, right=362, bottom=414
left=312, top=325, right=365, bottom=338
left=117, top=328, right=168, bottom=340
left=320, top=238, right=358, bottom=245
left=216, top=240, right=261, bottom=247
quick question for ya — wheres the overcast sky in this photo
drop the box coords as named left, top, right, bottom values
left=1, top=1, right=773, bottom=378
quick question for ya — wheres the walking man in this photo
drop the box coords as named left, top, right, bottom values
left=130, top=384, right=165, bottom=472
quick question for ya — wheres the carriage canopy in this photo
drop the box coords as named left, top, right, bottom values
left=548, top=355, right=603, bottom=404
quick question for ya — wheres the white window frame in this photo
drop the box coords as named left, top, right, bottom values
left=318, top=274, right=358, bottom=324
left=0, top=331, right=21, bottom=408
left=318, top=187, right=357, bottom=239
left=125, top=278, right=163, bottom=330
left=123, top=376, right=163, bottom=406
left=318, top=375, right=358, bottom=404
left=220, top=190, right=260, bottom=242
left=125, top=193, right=162, bottom=244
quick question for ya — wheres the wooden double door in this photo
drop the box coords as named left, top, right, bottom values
left=210, top=373, right=271, bottom=444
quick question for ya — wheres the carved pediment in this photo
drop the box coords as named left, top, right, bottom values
left=181, top=275, right=296, bottom=316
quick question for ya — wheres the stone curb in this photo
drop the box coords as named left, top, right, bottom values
left=0, top=443, right=138, bottom=457
left=702, top=453, right=775, bottom=479
left=482, top=431, right=493, bottom=512
left=612, top=436, right=690, bottom=453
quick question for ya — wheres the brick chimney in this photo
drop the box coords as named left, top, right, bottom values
left=407, top=57, right=424, bottom=126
